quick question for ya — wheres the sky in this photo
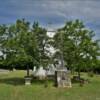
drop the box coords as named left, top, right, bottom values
left=0, top=0, right=100, bottom=39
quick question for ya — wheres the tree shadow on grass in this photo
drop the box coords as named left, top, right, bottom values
left=0, top=77, right=25, bottom=86
left=0, top=76, right=54, bottom=86
left=32, top=79, right=46, bottom=85
left=31, top=77, right=54, bottom=86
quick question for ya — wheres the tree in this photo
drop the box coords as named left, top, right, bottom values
left=53, top=19, right=100, bottom=79
left=0, top=19, right=38, bottom=76
left=32, top=22, right=50, bottom=68
left=13, top=19, right=38, bottom=76
left=0, top=19, right=51, bottom=77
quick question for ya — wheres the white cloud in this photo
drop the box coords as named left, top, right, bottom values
left=0, top=0, right=100, bottom=39
left=1, top=0, right=100, bottom=20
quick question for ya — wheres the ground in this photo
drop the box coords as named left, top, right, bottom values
left=0, top=70, right=100, bottom=100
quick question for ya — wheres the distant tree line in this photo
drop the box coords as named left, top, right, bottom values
left=0, top=19, right=100, bottom=77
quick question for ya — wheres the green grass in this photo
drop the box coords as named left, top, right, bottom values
left=0, top=70, right=100, bottom=100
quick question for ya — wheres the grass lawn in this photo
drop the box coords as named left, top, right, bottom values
left=0, top=70, right=100, bottom=100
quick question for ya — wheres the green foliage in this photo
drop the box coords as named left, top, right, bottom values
left=0, top=19, right=51, bottom=73
left=0, top=19, right=100, bottom=75
left=53, top=19, right=100, bottom=77
left=32, top=22, right=50, bottom=67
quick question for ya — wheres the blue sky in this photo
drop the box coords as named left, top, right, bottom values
left=0, top=0, right=100, bottom=39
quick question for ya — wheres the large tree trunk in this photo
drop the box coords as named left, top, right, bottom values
left=78, top=68, right=81, bottom=80
left=27, top=65, right=29, bottom=77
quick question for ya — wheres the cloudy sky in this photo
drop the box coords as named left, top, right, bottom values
left=0, top=0, right=100, bottom=39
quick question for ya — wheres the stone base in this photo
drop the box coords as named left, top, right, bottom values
left=25, top=77, right=32, bottom=85
left=55, top=70, right=72, bottom=88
